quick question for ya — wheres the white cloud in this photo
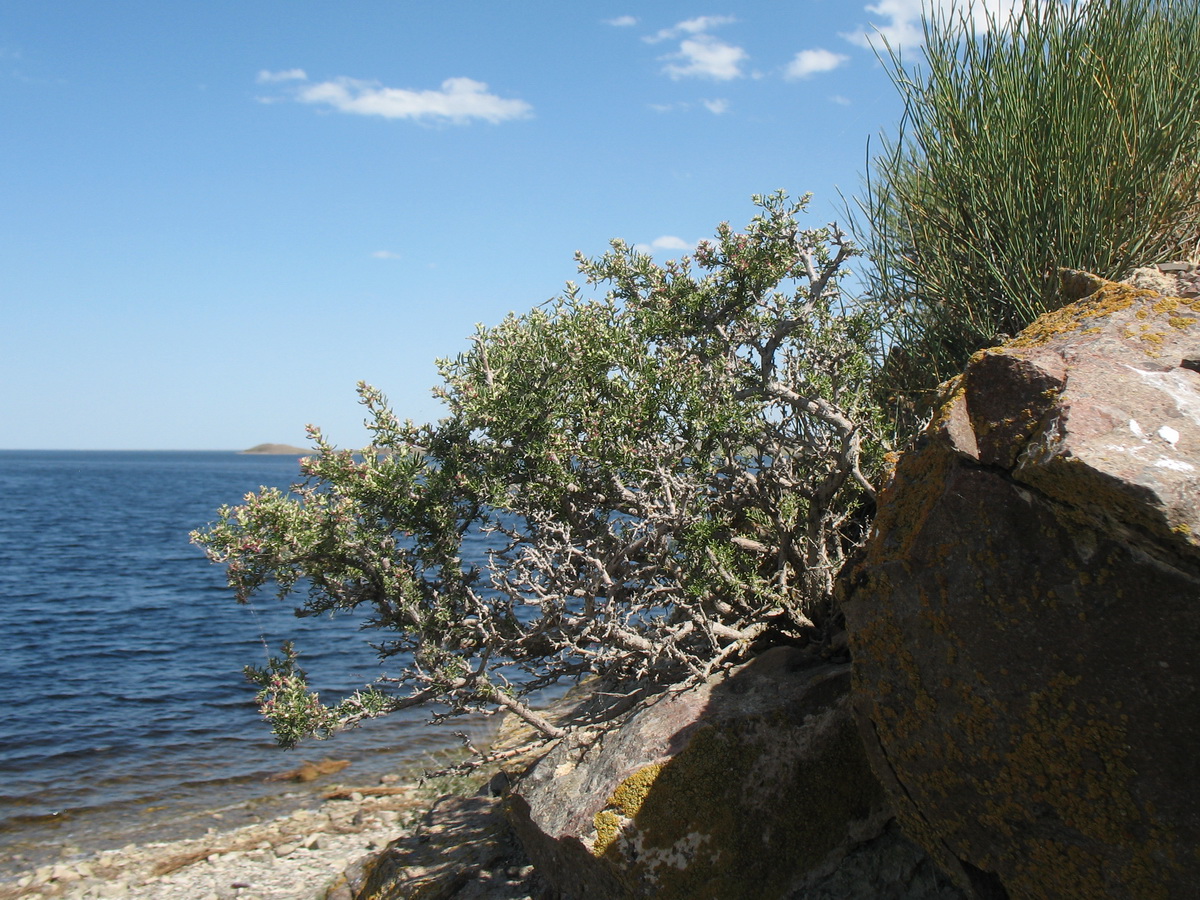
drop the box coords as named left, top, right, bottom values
left=644, top=15, right=737, bottom=44
left=256, top=68, right=307, bottom=84
left=664, top=35, right=747, bottom=81
left=785, top=48, right=850, bottom=79
left=702, top=98, right=730, bottom=114
left=843, top=0, right=925, bottom=49
left=606, top=15, right=638, bottom=27
left=830, top=94, right=853, bottom=106
left=633, top=235, right=698, bottom=255
left=652, top=236, right=691, bottom=249
left=636, top=16, right=747, bottom=81
left=372, top=250, right=402, bottom=259
left=843, top=0, right=1022, bottom=50
left=292, top=76, right=532, bottom=124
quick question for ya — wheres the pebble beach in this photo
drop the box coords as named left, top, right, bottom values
left=0, top=766, right=538, bottom=900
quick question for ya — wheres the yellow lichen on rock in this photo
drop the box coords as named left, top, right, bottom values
left=1008, top=271, right=1200, bottom=354
left=591, top=762, right=663, bottom=857
left=1009, top=280, right=1143, bottom=349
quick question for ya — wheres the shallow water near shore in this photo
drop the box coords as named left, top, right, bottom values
left=0, top=450, right=494, bottom=879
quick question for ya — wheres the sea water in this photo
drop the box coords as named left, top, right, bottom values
left=0, top=450, right=491, bottom=876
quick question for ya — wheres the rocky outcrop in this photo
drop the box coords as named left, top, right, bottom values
left=507, top=648, right=964, bottom=900
left=845, top=272, right=1200, bottom=899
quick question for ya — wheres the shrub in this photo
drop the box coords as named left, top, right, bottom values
left=859, top=0, right=1200, bottom=427
left=192, top=192, right=884, bottom=747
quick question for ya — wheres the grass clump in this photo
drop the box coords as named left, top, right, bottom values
left=859, top=0, right=1200, bottom=430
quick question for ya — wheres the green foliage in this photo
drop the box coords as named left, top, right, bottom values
left=193, top=192, right=883, bottom=747
left=860, top=0, right=1200, bottom=426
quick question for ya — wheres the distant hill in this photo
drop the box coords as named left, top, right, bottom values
left=240, top=443, right=310, bottom=455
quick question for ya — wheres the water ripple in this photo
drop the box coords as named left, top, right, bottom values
left=0, top=450, right=478, bottom=872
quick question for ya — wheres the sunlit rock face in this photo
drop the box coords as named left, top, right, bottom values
left=846, top=271, right=1200, bottom=900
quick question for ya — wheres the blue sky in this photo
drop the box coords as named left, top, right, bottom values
left=1, top=1, right=969, bottom=450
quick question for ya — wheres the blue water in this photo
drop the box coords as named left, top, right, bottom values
left=0, top=451, right=489, bottom=874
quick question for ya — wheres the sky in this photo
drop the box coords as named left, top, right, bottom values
left=0, top=1, right=995, bottom=450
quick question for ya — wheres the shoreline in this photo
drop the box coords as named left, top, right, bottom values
left=0, top=741, right=474, bottom=883
left=0, top=770, right=427, bottom=900
left=0, top=764, right=537, bottom=900
left=0, top=714, right=551, bottom=900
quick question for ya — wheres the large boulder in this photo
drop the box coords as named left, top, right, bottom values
left=507, top=648, right=964, bottom=900
left=845, top=272, right=1200, bottom=899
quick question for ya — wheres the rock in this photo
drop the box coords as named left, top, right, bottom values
left=266, top=757, right=351, bottom=783
left=789, top=821, right=971, bottom=900
left=1124, top=265, right=1178, bottom=296
left=1124, top=260, right=1200, bottom=299
left=507, top=648, right=957, bottom=900
left=846, top=271, right=1200, bottom=899
left=51, top=863, right=81, bottom=882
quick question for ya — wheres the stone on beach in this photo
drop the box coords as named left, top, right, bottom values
left=265, top=757, right=352, bottom=783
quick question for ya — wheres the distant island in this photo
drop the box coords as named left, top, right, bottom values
left=241, top=443, right=310, bottom=455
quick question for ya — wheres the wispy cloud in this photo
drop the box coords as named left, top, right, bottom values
left=260, top=71, right=533, bottom=124
left=372, top=250, right=402, bottom=260
left=785, top=48, right=849, bottom=80
left=843, top=0, right=1021, bottom=50
left=256, top=68, right=307, bottom=84
left=648, top=99, right=729, bottom=115
left=644, top=15, right=737, bottom=44
left=605, top=15, right=638, bottom=27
